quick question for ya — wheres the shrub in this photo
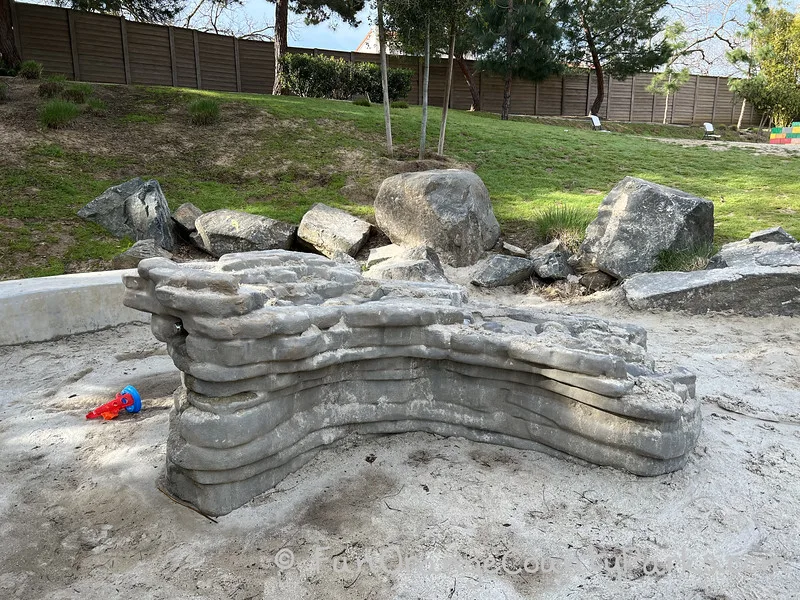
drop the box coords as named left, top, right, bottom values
left=654, top=244, right=716, bottom=272
left=61, top=83, right=93, bottom=103
left=38, top=80, right=65, bottom=98
left=531, top=204, right=595, bottom=253
left=279, top=53, right=412, bottom=102
left=188, top=98, right=220, bottom=125
left=352, top=97, right=371, bottom=107
left=87, top=97, right=107, bottom=112
left=391, top=100, right=409, bottom=109
left=38, top=99, right=81, bottom=129
left=18, top=60, right=43, bottom=80
left=0, top=82, right=8, bottom=103
left=0, top=59, right=19, bottom=76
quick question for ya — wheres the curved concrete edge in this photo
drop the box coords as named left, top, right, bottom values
left=0, top=269, right=150, bottom=346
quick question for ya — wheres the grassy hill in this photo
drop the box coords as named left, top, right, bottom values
left=1, top=77, right=798, bottom=280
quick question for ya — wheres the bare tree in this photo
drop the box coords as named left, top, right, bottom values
left=181, top=0, right=274, bottom=40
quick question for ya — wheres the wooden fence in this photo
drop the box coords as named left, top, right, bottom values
left=10, top=1, right=759, bottom=126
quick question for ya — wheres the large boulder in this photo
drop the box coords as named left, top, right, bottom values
left=573, top=177, right=714, bottom=280
left=374, top=169, right=500, bottom=267
left=112, top=239, right=173, bottom=269
left=471, top=254, right=533, bottom=288
left=78, top=177, right=175, bottom=251
left=297, top=203, right=372, bottom=258
left=194, top=209, right=296, bottom=257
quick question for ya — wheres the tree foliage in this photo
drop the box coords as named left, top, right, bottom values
left=727, top=0, right=800, bottom=126
left=57, top=0, right=183, bottom=22
left=473, top=0, right=564, bottom=120
left=560, top=0, right=670, bottom=115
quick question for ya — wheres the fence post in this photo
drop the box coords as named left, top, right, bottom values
left=120, top=18, right=131, bottom=84
left=560, top=75, right=565, bottom=116
left=748, top=102, right=755, bottom=127
left=168, top=26, right=178, bottom=87
left=67, top=9, right=80, bottom=80
left=605, top=76, right=612, bottom=119
left=534, top=81, right=539, bottom=115
left=193, top=30, right=202, bottom=89
left=651, top=79, right=656, bottom=122
left=628, top=75, right=635, bottom=121
left=233, top=37, right=241, bottom=92
left=691, top=75, right=699, bottom=124
left=10, top=0, right=23, bottom=60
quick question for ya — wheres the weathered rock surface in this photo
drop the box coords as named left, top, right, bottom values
left=366, top=244, right=403, bottom=269
left=496, top=241, right=528, bottom=258
left=530, top=240, right=572, bottom=280
left=374, top=169, right=501, bottom=267
left=78, top=177, right=175, bottom=251
left=580, top=271, right=615, bottom=292
left=123, top=250, right=700, bottom=515
left=172, top=203, right=203, bottom=235
left=623, top=267, right=800, bottom=316
left=748, top=226, right=797, bottom=245
left=111, top=239, right=173, bottom=269
left=624, top=237, right=800, bottom=315
left=471, top=254, right=533, bottom=288
left=573, top=177, right=714, bottom=279
left=365, top=246, right=447, bottom=283
left=297, top=203, right=372, bottom=258
left=194, top=209, right=296, bottom=257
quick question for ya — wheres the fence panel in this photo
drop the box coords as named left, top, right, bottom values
left=11, top=1, right=759, bottom=126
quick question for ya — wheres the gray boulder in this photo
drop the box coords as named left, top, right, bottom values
left=708, top=240, right=800, bottom=270
left=471, top=254, right=533, bottom=288
left=78, top=177, right=176, bottom=251
left=365, top=246, right=447, bottom=283
left=112, top=239, right=173, bottom=269
left=172, top=203, right=203, bottom=235
left=749, top=226, right=797, bottom=244
left=530, top=240, right=572, bottom=280
left=573, top=177, right=714, bottom=279
left=374, top=169, right=501, bottom=267
left=194, top=209, right=296, bottom=257
left=366, top=244, right=404, bottom=269
left=297, top=203, right=372, bottom=258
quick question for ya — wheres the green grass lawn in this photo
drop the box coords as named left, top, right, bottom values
left=1, top=80, right=798, bottom=279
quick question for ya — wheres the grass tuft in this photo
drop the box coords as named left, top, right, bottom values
left=188, top=98, right=220, bottom=125
left=391, top=100, right=409, bottom=109
left=38, top=80, right=65, bottom=99
left=61, top=82, right=93, bottom=104
left=18, top=60, right=44, bottom=80
left=352, top=97, right=371, bottom=107
left=530, top=205, right=595, bottom=253
left=654, top=244, right=716, bottom=272
left=86, top=97, right=107, bottom=112
left=38, top=99, right=82, bottom=129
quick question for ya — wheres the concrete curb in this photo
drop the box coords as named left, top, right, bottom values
left=0, top=270, right=149, bottom=346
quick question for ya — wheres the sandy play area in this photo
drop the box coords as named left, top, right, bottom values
left=1, top=288, right=798, bottom=599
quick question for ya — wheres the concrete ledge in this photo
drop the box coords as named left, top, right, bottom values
left=0, top=270, right=149, bottom=346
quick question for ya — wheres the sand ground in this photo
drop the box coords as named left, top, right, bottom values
left=1, top=290, right=799, bottom=600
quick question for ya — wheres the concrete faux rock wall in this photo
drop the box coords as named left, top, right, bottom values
left=123, top=250, right=701, bottom=516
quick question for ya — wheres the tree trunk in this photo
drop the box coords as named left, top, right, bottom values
left=457, top=57, right=480, bottom=111
left=419, top=19, right=430, bottom=160
left=501, top=69, right=512, bottom=120
left=272, top=0, right=289, bottom=95
left=581, top=11, right=604, bottom=116
left=663, top=91, right=669, bottom=124
left=377, top=0, right=393, bottom=158
left=0, top=0, right=21, bottom=69
left=736, top=98, right=747, bottom=130
left=500, top=0, right=514, bottom=120
left=437, top=21, right=456, bottom=156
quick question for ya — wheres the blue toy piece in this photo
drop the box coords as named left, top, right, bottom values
left=121, top=385, right=142, bottom=413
